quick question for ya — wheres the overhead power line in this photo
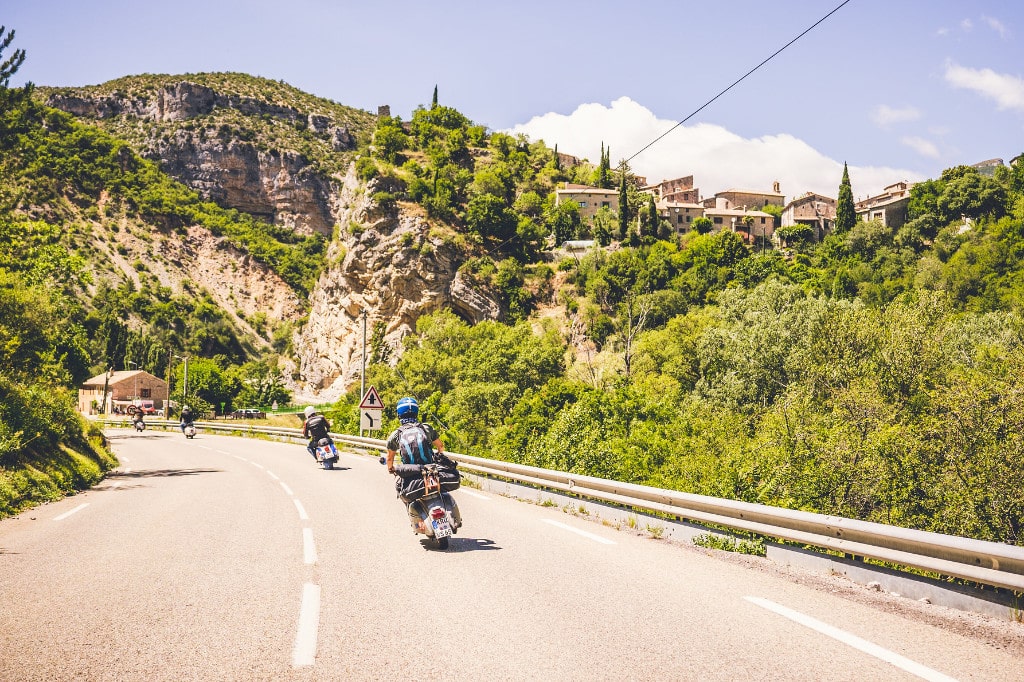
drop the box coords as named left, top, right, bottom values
left=624, top=0, right=853, bottom=167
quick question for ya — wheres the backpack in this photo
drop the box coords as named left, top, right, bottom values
left=396, top=423, right=435, bottom=465
left=306, top=414, right=329, bottom=440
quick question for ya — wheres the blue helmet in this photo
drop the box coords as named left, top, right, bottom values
left=396, top=396, right=419, bottom=421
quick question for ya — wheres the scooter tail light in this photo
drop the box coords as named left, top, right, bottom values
left=430, top=507, right=446, bottom=519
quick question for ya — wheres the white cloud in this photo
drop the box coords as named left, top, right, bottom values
left=901, top=136, right=941, bottom=159
left=982, top=15, right=1009, bottom=38
left=871, top=104, right=921, bottom=128
left=961, top=18, right=973, bottom=31
left=507, top=97, right=918, bottom=201
left=945, top=62, right=1024, bottom=112
left=936, top=27, right=949, bottom=37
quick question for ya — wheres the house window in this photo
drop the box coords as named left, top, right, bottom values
left=761, top=217, right=766, bottom=223
left=601, top=201, right=610, bottom=208
left=713, top=217, right=723, bottom=224
left=677, top=215, right=684, bottom=224
left=578, top=201, right=587, bottom=208
left=141, top=388, right=151, bottom=398
left=687, top=215, right=692, bottom=222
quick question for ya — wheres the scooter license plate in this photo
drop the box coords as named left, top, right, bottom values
left=432, top=518, right=452, bottom=539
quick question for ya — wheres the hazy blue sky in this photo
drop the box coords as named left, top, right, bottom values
left=6, top=1, right=1023, bottom=198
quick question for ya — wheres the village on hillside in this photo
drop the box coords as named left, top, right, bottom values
left=553, top=157, right=1006, bottom=250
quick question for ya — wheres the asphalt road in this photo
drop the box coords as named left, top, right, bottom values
left=1, top=430, right=1021, bottom=681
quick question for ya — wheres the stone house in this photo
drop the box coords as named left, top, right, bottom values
left=645, top=175, right=701, bottom=204
left=782, top=192, right=837, bottom=241
left=78, top=370, right=169, bottom=415
left=657, top=200, right=705, bottom=232
left=855, top=181, right=913, bottom=228
left=706, top=182, right=785, bottom=210
left=703, top=204, right=775, bottom=245
left=554, top=183, right=619, bottom=223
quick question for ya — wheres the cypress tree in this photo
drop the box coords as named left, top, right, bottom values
left=647, top=195, right=659, bottom=238
left=431, top=85, right=438, bottom=109
left=553, top=144, right=560, bottom=170
left=836, top=161, right=856, bottom=232
left=617, top=170, right=630, bottom=240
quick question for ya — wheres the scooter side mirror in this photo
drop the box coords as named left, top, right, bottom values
left=378, top=456, right=386, bottom=465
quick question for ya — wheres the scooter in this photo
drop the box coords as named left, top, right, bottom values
left=315, top=437, right=339, bottom=470
left=183, top=422, right=196, bottom=439
left=385, top=459, right=462, bottom=550
left=133, top=417, right=145, bottom=432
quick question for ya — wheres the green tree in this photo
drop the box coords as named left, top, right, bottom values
left=692, top=216, right=713, bottom=235
left=548, top=200, right=582, bottom=244
left=835, top=162, right=856, bottom=233
left=617, top=170, right=630, bottom=240
left=431, top=84, right=438, bottom=108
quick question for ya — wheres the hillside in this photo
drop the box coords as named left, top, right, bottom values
left=6, top=48, right=1024, bottom=546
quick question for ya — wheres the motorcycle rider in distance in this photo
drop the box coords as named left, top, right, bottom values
left=302, top=406, right=332, bottom=461
left=132, top=409, right=145, bottom=430
left=179, top=404, right=194, bottom=434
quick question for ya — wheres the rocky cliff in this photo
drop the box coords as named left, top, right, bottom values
left=293, top=168, right=501, bottom=401
left=44, top=77, right=367, bottom=236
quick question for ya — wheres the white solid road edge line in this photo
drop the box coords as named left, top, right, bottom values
left=53, top=504, right=89, bottom=521
left=543, top=519, right=616, bottom=545
left=303, top=528, right=317, bottom=565
left=460, top=489, right=489, bottom=500
left=292, top=583, right=321, bottom=667
left=744, top=597, right=959, bottom=682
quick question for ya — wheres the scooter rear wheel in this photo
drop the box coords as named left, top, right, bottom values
left=435, top=537, right=449, bottom=550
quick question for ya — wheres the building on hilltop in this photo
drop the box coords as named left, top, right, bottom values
left=782, top=192, right=837, bottom=241
left=855, top=181, right=913, bottom=228
left=645, top=175, right=701, bottom=204
left=554, top=183, right=619, bottom=223
left=657, top=200, right=704, bottom=232
left=705, top=182, right=785, bottom=211
left=702, top=204, right=775, bottom=246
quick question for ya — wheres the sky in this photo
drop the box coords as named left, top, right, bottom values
left=5, top=0, right=1024, bottom=201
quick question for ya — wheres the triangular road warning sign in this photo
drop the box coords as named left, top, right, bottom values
left=359, top=386, right=383, bottom=409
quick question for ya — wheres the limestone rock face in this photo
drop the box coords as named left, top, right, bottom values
left=293, top=169, right=501, bottom=401
left=152, top=131, right=335, bottom=236
left=46, top=82, right=355, bottom=236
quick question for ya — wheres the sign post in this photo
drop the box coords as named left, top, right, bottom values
left=359, top=386, right=384, bottom=434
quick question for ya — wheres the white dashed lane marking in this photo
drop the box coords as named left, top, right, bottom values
left=542, top=519, right=616, bottom=545
left=293, top=499, right=309, bottom=521
left=53, top=504, right=89, bottom=521
left=744, top=597, right=959, bottom=682
left=303, top=528, right=317, bottom=565
left=292, top=583, right=320, bottom=667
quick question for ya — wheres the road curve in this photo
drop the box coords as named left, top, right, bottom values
left=1, top=430, right=1021, bottom=681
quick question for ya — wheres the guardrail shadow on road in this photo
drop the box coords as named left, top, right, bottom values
left=108, top=468, right=223, bottom=478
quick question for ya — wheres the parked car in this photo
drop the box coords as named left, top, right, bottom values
left=231, top=409, right=266, bottom=419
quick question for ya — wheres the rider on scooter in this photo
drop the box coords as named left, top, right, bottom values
left=302, top=406, right=332, bottom=461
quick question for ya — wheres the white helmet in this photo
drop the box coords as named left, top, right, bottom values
left=304, top=406, right=315, bottom=418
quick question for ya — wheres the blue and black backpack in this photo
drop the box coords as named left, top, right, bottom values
left=397, top=423, right=434, bottom=465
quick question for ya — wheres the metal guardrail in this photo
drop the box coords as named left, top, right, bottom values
left=100, top=419, right=1024, bottom=593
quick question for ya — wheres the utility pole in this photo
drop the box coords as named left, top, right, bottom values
left=359, top=309, right=368, bottom=438
left=174, top=355, right=189, bottom=412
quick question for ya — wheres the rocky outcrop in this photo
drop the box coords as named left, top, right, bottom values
left=46, top=81, right=356, bottom=236
left=152, top=131, right=335, bottom=235
left=292, top=168, right=501, bottom=401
